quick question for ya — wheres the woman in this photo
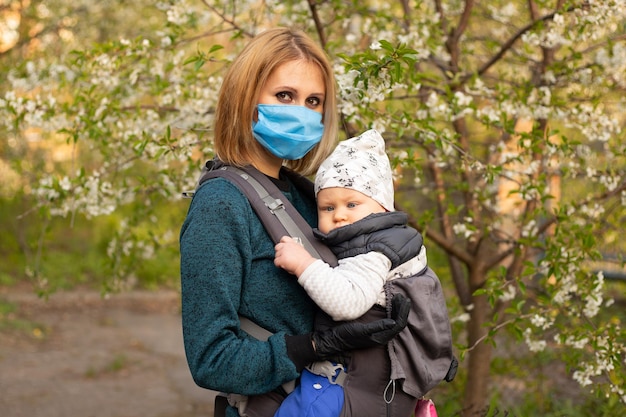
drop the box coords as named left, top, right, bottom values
left=180, top=28, right=408, bottom=417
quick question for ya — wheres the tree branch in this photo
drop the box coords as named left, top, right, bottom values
left=199, top=0, right=254, bottom=38
left=307, top=0, right=327, bottom=48
left=465, top=6, right=577, bottom=83
left=445, top=0, right=475, bottom=74
left=483, top=178, right=626, bottom=272
left=463, top=315, right=528, bottom=352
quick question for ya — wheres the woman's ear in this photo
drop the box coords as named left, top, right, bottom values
left=252, top=105, right=259, bottom=123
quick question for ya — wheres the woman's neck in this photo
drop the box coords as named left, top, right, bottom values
left=250, top=151, right=283, bottom=178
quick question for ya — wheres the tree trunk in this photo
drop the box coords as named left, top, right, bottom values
left=462, top=292, right=493, bottom=416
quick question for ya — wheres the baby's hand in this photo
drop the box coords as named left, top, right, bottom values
left=274, top=236, right=315, bottom=276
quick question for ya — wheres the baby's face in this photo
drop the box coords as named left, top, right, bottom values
left=316, top=187, right=386, bottom=234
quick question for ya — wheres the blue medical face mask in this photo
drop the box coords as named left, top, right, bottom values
left=252, top=104, right=324, bottom=160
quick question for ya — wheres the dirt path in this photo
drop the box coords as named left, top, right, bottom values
left=0, top=288, right=217, bottom=417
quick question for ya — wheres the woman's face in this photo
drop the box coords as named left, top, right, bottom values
left=258, top=59, right=326, bottom=114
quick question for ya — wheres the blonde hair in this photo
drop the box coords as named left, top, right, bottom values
left=213, top=27, right=338, bottom=176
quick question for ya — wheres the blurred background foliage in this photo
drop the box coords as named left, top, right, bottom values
left=1, top=1, right=625, bottom=415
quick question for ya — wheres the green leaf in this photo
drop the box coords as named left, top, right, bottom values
left=209, top=44, right=224, bottom=53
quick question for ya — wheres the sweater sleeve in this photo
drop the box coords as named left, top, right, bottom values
left=180, top=179, right=303, bottom=396
left=297, top=252, right=391, bottom=321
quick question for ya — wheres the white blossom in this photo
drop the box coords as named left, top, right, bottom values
left=498, top=284, right=516, bottom=302
left=453, top=222, right=475, bottom=239
left=454, top=91, right=473, bottom=107
left=524, top=328, right=547, bottom=352
left=530, top=314, right=553, bottom=330
left=521, top=220, right=538, bottom=238
left=489, top=3, right=518, bottom=23
left=451, top=313, right=470, bottom=323
left=564, top=335, right=589, bottom=350
left=583, top=271, right=605, bottom=318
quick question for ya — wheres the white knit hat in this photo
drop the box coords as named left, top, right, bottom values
left=315, top=129, right=395, bottom=212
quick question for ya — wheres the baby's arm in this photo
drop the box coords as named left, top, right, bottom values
left=298, top=252, right=390, bottom=321
left=274, top=236, right=391, bottom=321
left=274, top=236, right=316, bottom=276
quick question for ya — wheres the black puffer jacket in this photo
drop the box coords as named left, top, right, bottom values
left=313, top=211, right=423, bottom=270
left=313, top=211, right=454, bottom=415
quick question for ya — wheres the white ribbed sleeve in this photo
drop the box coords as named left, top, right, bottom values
left=297, top=252, right=391, bottom=321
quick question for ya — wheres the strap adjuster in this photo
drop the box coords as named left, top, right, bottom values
left=307, top=361, right=347, bottom=386
left=266, top=198, right=285, bottom=213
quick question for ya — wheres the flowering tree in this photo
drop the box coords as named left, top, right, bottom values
left=2, top=0, right=625, bottom=414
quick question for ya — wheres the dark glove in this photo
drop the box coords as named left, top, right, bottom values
left=312, top=293, right=411, bottom=359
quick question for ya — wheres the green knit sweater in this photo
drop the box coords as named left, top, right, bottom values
left=180, top=174, right=318, bottom=399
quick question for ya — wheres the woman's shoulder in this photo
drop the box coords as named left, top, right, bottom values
left=193, top=177, right=250, bottom=205
left=181, top=177, right=257, bottom=240
left=185, top=177, right=255, bottom=225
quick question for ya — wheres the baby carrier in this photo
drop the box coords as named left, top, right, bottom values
left=187, top=160, right=457, bottom=417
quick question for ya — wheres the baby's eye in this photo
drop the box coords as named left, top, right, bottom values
left=320, top=206, right=334, bottom=212
left=347, top=202, right=357, bottom=208
left=276, top=92, right=294, bottom=103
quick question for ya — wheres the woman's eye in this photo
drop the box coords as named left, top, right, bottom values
left=276, top=92, right=293, bottom=103
left=306, top=97, right=321, bottom=107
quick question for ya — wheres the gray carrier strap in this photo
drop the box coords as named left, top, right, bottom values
left=215, top=317, right=296, bottom=417
left=240, top=316, right=273, bottom=341
left=238, top=316, right=296, bottom=401
left=241, top=317, right=346, bottom=387
left=190, top=163, right=338, bottom=266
